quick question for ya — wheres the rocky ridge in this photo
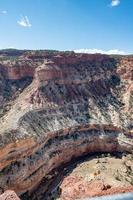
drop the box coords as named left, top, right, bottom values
left=0, top=50, right=132, bottom=199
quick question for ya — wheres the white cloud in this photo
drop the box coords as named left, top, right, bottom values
left=17, top=16, right=32, bottom=28
left=1, top=10, right=7, bottom=14
left=74, top=49, right=127, bottom=55
left=7, top=46, right=15, bottom=49
left=110, top=0, right=120, bottom=7
left=0, top=46, right=16, bottom=50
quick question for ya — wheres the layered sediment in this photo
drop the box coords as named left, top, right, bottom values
left=0, top=51, right=132, bottom=199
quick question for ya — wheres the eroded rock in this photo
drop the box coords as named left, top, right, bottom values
left=0, top=50, right=132, bottom=199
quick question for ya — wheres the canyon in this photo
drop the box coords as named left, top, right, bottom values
left=0, top=50, right=133, bottom=199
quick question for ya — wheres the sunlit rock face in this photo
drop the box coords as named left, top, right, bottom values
left=0, top=190, right=20, bottom=200
left=0, top=50, right=132, bottom=198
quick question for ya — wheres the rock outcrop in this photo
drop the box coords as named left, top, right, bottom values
left=0, top=50, right=132, bottom=199
left=0, top=190, right=20, bottom=200
left=60, top=176, right=133, bottom=200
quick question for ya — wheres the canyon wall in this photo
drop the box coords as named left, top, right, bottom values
left=0, top=51, right=132, bottom=198
left=0, top=53, right=109, bottom=80
left=0, top=124, right=132, bottom=196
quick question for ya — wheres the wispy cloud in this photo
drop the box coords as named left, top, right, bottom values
left=74, top=49, right=127, bottom=55
left=110, top=0, right=120, bottom=7
left=1, top=10, right=7, bottom=14
left=17, top=16, right=32, bottom=28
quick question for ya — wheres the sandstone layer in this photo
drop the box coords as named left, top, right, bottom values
left=0, top=50, right=133, bottom=199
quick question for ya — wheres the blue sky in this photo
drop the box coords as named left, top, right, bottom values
left=0, top=0, right=133, bottom=54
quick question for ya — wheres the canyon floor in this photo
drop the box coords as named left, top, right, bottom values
left=39, top=152, right=133, bottom=200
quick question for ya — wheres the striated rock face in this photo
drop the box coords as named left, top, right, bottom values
left=0, top=51, right=132, bottom=199
left=0, top=125, right=132, bottom=193
left=0, top=64, right=34, bottom=80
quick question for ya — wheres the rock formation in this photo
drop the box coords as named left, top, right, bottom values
left=0, top=50, right=132, bottom=199
left=0, top=190, right=20, bottom=200
left=60, top=176, right=133, bottom=200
